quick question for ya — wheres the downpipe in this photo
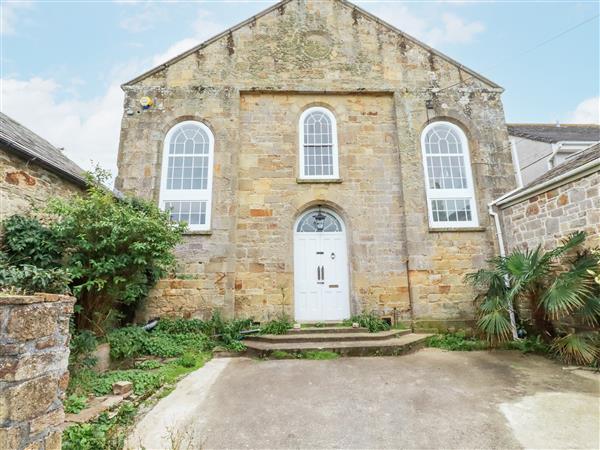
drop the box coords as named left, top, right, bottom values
left=488, top=202, right=519, bottom=340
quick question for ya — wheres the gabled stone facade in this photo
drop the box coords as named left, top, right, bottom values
left=116, top=0, right=515, bottom=328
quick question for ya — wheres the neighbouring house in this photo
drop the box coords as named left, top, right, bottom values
left=116, top=0, right=516, bottom=328
left=496, top=143, right=599, bottom=253
left=508, top=123, right=600, bottom=187
left=0, top=112, right=87, bottom=222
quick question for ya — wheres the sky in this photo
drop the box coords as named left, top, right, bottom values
left=1, top=0, right=599, bottom=182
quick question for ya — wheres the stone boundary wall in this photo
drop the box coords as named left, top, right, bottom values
left=500, top=171, right=600, bottom=253
left=0, top=293, right=75, bottom=450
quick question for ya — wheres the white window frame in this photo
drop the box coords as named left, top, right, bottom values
left=299, top=106, right=340, bottom=180
left=159, top=121, right=214, bottom=231
left=421, top=121, right=479, bottom=229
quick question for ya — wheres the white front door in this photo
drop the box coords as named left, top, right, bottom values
left=294, top=209, right=350, bottom=321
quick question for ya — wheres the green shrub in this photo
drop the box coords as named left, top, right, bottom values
left=49, top=168, right=185, bottom=332
left=155, top=318, right=206, bottom=334
left=260, top=315, right=293, bottom=335
left=1, top=215, right=62, bottom=268
left=107, top=327, right=147, bottom=360
left=0, top=264, right=72, bottom=295
left=503, top=336, right=550, bottom=354
left=62, top=403, right=136, bottom=450
left=177, top=352, right=197, bottom=368
left=0, top=169, right=185, bottom=334
left=107, top=326, right=211, bottom=360
left=466, top=232, right=600, bottom=366
left=64, top=394, right=87, bottom=414
left=91, top=370, right=164, bottom=396
left=343, top=312, right=391, bottom=332
left=134, top=359, right=163, bottom=370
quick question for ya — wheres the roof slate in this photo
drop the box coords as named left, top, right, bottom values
left=0, top=112, right=87, bottom=186
left=507, top=123, right=600, bottom=144
left=499, top=143, right=600, bottom=205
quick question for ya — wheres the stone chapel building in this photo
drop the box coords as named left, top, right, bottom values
left=116, top=0, right=515, bottom=328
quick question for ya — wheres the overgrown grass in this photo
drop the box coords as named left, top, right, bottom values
left=303, top=350, right=339, bottom=360
left=68, top=352, right=211, bottom=397
left=426, top=333, right=490, bottom=351
left=342, top=312, right=391, bottom=332
left=427, top=332, right=553, bottom=355
left=64, top=394, right=87, bottom=414
left=268, top=350, right=339, bottom=360
left=62, top=402, right=137, bottom=450
left=260, top=315, right=293, bottom=335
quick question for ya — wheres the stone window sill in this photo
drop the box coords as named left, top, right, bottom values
left=429, top=226, right=486, bottom=233
left=296, top=178, right=343, bottom=184
left=183, top=230, right=213, bottom=236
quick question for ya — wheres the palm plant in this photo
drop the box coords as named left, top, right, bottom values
left=466, top=232, right=600, bottom=365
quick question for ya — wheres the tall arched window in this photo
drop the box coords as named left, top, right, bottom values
left=421, top=122, right=478, bottom=228
left=299, top=107, right=339, bottom=179
left=159, top=121, right=214, bottom=231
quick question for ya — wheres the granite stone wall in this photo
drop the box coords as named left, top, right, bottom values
left=501, top=171, right=600, bottom=252
left=0, top=294, right=75, bottom=450
left=117, top=0, right=515, bottom=326
left=0, top=147, right=83, bottom=223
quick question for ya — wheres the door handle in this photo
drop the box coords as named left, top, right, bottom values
left=321, top=265, right=325, bottom=280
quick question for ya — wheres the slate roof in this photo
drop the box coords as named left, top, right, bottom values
left=498, top=143, right=600, bottom=206
left=123, top=0, right=501, bottom=90
left=0, top=112, right=87, bottom=186
left=507, top=123, right=600, bottom=144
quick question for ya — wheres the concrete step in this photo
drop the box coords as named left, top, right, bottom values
left=244, top=333, right=432, bottom=358
left=288, top=326, right=369, bottom=334
left=252, top=329, right=410, bottom=343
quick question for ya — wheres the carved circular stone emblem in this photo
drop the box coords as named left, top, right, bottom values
left=302, top=31, right=333, bottom=60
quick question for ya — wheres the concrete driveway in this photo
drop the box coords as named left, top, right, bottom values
left=128, top=349, right=599, bottom=449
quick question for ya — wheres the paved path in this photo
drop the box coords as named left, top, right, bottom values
left=128, top=349, right=599, bottom=449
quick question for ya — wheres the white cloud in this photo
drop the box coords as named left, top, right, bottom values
left=151, top=10, right=224, bottom=66
left=1, top=77, right=123, bottom=181
left=1, top=1, right=32, bottom=35
left=363, top=5, right=485, bottom=47
left=567, top=97, right=600, bottom=124
left=119, top=7, right=159, bottom=33
left=0, top=7, right=226, bottom=188
left=151, top=38, right=201, bottom=67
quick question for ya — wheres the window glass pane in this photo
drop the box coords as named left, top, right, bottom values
left=430, top=199, right=473, bottom=223
left=166, top=151, right=209, bottom=191
left=164, top=201, right=207, bottom=226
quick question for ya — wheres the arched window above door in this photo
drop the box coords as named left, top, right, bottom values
left=296, top=209, right=343, bottom=233
left=299, top=107, right=339, bottom=180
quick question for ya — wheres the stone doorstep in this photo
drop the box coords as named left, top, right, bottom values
left=244, top=333, right=433, bottom=358
left=62, top=394, right=127, bottom=428
left=288, top=326, right=369, bottom=334
left=250, top=329, right=410, bottom=343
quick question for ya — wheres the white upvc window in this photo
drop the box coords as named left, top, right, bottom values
left=299, top=107, right=339, bottom=180
left=159, top=121, right=214, bottom=231
left=421, top=121, right=479, bottom=228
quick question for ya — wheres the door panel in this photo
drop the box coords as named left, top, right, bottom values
left=294, top=229, right=349, bottom=321
left=320, top=234, right=349, bottom=320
